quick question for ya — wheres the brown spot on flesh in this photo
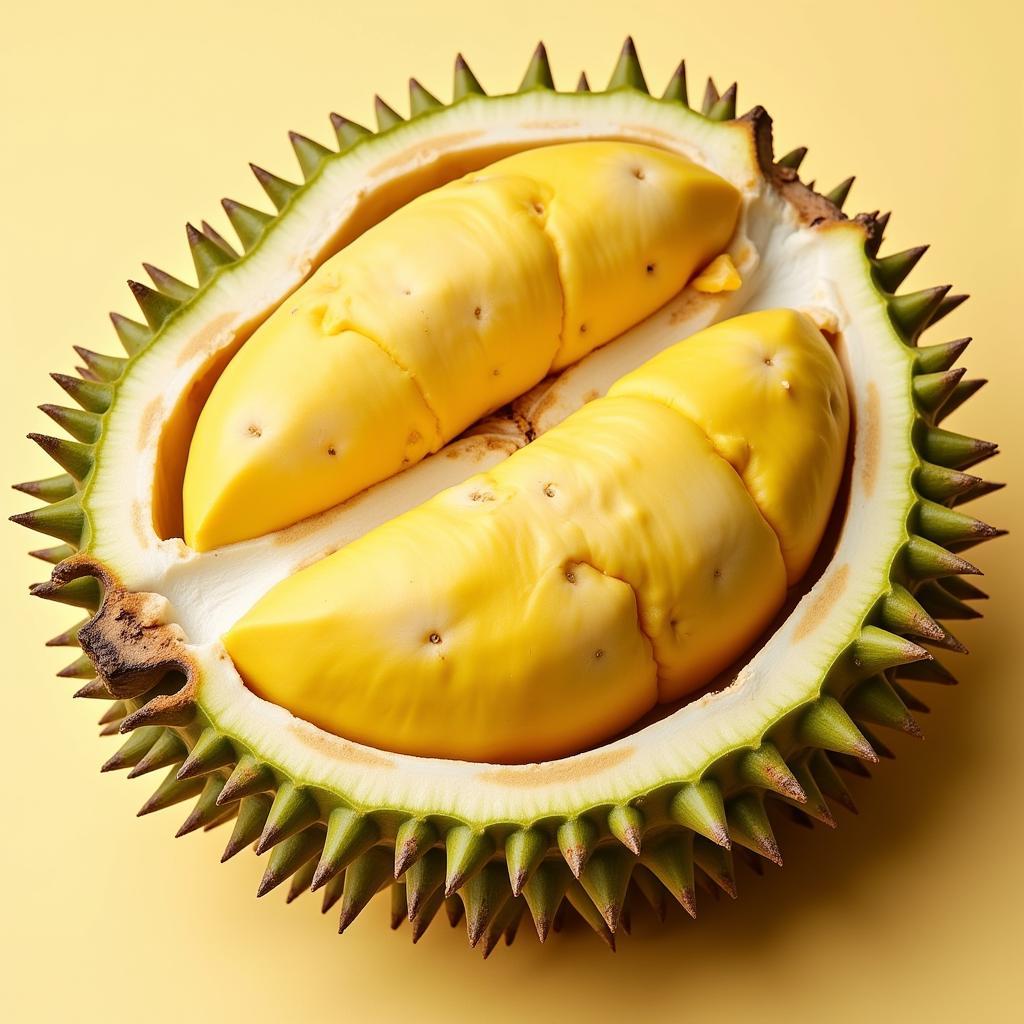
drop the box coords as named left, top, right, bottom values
left=137, top=397, right=165, bottom=452
left=174, top=312, right=237, bottom=368
left=289, top=723, right=396, bottom=769
left=859, top=381, right=881, bottom=498
left=479, top=745, right=634, bottom=787
left=371, top=130, right=488, bottom=176
left=792, top=564, right=850, bottom=642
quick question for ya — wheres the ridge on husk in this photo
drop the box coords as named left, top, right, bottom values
left=13, top=36, right=1002, bottom=954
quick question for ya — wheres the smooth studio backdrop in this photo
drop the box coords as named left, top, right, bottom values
left=1, top=1, right=1020, bottom=1020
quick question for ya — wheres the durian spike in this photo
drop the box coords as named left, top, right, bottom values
left=825, top=176, right=854, bottom=210
left=30, top=575, right=100, bottom=610
left=519, top=42, right=554, bottom=91
left=917, top=500, right=1003, bottom=551
left=669, top=779, right=730, bottom=847
left=255, top=782, right=319, bottom=854
left=404, top=848, right=445, bottom=920
left=848, top=675, right=923, bottom=737
left=777, top=146, right=808, bottom=170
left=579, top=846, right=635, bottom=931
left=916, top=462, right=985, bottom=504
left=14, top=473, right=76, bottom=503
left=640, top=832, right=696, bottom=917
left=873, top=245, right=928, bottom=292
left=10, top=494, right=85, bottom=545
left=607, top=37, right=647, bottom=92
left=939, top=575, right=989, bottom=602
left=337, top=847, right=393, bottom=934
left=707, top=83, right=737, bottom=121
left=889, top=679, right=930, bottom=715
left=631, top=864, right=669, bottom=922
left=127, top=729, right=187, bottom=778
left=506, top=827, right=547, bottom=895
left=286, top=856, right=320, bottom=905
left=481, top=896, right=523, bottom=958
left=373, top=95, right=403, bottom=131
left=849, top=625, right=932, bottom=675
left=200, top=221, right=237, bottom=258
left=221, top=794, right=272, bottom=862
left=394, top=817, right=437, bottom=877
left=913, top=367, right=966, bottom=413
left=916, top=581, right=982, bottom=622
left=38, top=403, right=101, bottom=443
left=310, top=808, right=379, bottom=891
left=919, top=425, right=998, bottom=470
left=893, top=655, right=958, bottom=686
left=930, top=291, right=969, bottom=326
left=915, top=336, right=971, bottom=374
left=522, top=860, right=570, bottom=942
left=28, top=433, right=93, bottom=480
left=797, top=695, right=879, bottom=762
left=503, top=898, right=525, bottom=947
left=564, top=879, right=616, bottom=950
left=661, top=61, right=688, bottom=105
left=693, top=836, right=738, bottom=897
left=108, top=310, right=151, bottom=355
left=726, top=792, right=782, bottom=866
left=607, top=804, right=645, bottom=854
left=904, top=535, right=981, bottom=580
left=409, top=886, right=445, bottom=943
left=257, top=824, right=327, bottom=897
left=444, top=894, right=464, bottom=928
left=701, top=77, right=720, bottom=114
left=953, top=479, right=1006, bottom=507
left=220, top=198, right=274, bottom=252
left=33, top=543, right=79, bottom=566
left=444, top=825, right=493, bottom=896
left=858, top=725, right=895, bottom=760
left=176, top=727, right=234, bottom=780
left=249, top=163, right=299, bottom=212
left=888, top=284, right=951, bottom=340
left=389, top=882, right=407, bottom=929
left=58, top=653, right=96, bottom=679
left=75, top=678, right=114, bottom=700
left=575, top=72, right=591, bottom=93
left=50, top=373, right=113, bottom=413
left=329, top=113, right=372, bottom=150
left=881, top=584, right=953, bottom=646
left=127, top=279, right=179, bottom=330
left=186, top=222, right=234, bottom=283
left=142, top=263, right=195, bottom=302
left=786, top=758, right=837, bottom=827
left=288, top=131, right=333, bottom=181
left=320, top=872, right=346, bottom=915
left=73, top=346, right=126, bottom=382
left=216, top=753, right=275, bottom=805
left=408, top=78, right=442, bottom=115
left=452, top=54, right=485, bottom=99
left=48, top=617, right=86, bottom=647
left=738, top=741, right=806, bottom=802
left=138, top=765, right=206, bottom=817
left=936, top=378, right=987, bottom=423
left=556, top=817, right=598, bottom=878
left=176, top=776, right=228, bottom=837
left=460, top=862, right=511, bottom=947
left=97, top=700, right=127, bottom=725
left=101, top=725, right=163, bottom=772
left=809, top=750, right=857, bottom=814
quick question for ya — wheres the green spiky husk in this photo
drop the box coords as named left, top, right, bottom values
left=14, top=37, right=1002, bottom=954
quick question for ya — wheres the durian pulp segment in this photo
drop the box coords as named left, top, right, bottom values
left=223, top=310, right=847, bottom=762
left=181, top=141, right=740, bottom=551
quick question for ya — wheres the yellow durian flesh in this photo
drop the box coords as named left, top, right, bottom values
left=224, top=309, right=848, bottom=763
left=182, top=141, right=740, bottom=551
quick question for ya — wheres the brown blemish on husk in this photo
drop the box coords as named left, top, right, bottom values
left=479, top=745, right=634, bottom=787
left=793, top=564, right=851, bottom=642
left=859, top=381, right=881, bottom=498
left=174, top=312, right=237, bottom=368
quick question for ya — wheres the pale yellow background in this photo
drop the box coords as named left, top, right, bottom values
left=1, top=1, right=1020, bottom=1020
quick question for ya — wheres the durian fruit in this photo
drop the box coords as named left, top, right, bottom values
left=14, top=39, right=1003, bottom=955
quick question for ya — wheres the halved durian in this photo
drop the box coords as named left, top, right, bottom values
left=14, top=39, right=1003, bottom=955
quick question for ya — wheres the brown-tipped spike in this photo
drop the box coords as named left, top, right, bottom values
left=138, top=766, right=205, bottom=817
left=373, top=95, right=404, bottom=131
left=894, top=655, right=958, bottom=686
left=881, top=583, right=950, bottom=645
left=913, top=367, right=966, bottom=413
left=798, top=695, right=879, bottom=762
left=607, top=36, right=647, bottom=93
left=288, top=131, right=333, bottom=181
left=888, top=284, right=951, bottom=340
left=98, top=701, right=125, bottom=726
left=825, top=176, right=854, bottom=210
left=937, top=377, right=987, bottom=423
left=221, top=795, right=272, bottom=861
left=905, top=535, right=982, bottom=580
left=394, top=817, right=437, bottom=878
left=257, top=824, right=326, bottom=897
left=13, top=473, right=75, bottom=504
left=216, top=754, right=274, bottom=805
left=726, top=793, right=782, bottom=866
left=108, top=310, right=151, bottom=355
left=915, top=336, right=971, bottom=374
left=57, top=653, right=94, bottom=679
left=518, top=41, right=554, bottom=91
left=176, top=727, right=233, bottom=780
left=310, top=807, right=379, bottom=891
left=693, top=836, right=738, bottom=897
left=777, top=146, right=808, bottom=170
left=408, top=78, right=442, bottom=115
left=127, top=729, right=187, bottom=778
left=444, top=825, right=493, bottom=896
left=404, top=848, right=445, bottom=920
left=142, top=263, right=195, bottom=302
left=286, top=858, right=319, bottom=905
left=607, top=804, right=644, bottom=854
left=919, top=425, right=998, bottom=471
left=701, top=77, right=720, bottom=114
left=669, top=779, right=730, bottom=847
left=506, top=827, right=547, bottom=896
left=28, top=433, right=93, bottom=480
left=787, top=759, right=836, bottom=828
left=255, top=782, right=319, bottom=854
left=249, top=163, right=299, bottom=212
left=847, top=676, right=923, bottom=738
left=101, top=726, right=162, bottom=772
left=707, top=82, right=736, bottom=121
left=640, top=833, right=696, bottom=918
left=576, top=71, right=591, bottom=92
left=221, top=198, right=273, bottom=251
left=460, top=862, right=511, bottom=947
left=175, top=776, right=227, bottom=837
left=564, top=880, right=616, bottom=950
left=579, top=846, right=635, bottom=932
left=319, top=873, right=346, bottom=915
left=49, top=373, right=113, bottom=414
left=452, top=53, right=485, bottom=99
left=75, top=678, right=113, bottom=700
left=73, top=346, right=126, bottom=382
left=33, top=543, right=78, bottom=566
left=127, top=279, right=179, bottom=330
left=186, top=222, right=235, bottom=283
left=810, top=750, right=857, bottom=814
left=522, top=861, right=570, bottom=943
left=330, top=113, right=372, bottom=150
left=661, top=60, right=688, bottom=105
left=38, top=404, right=101, bottom=444
left=738, top=741, right=806, bottom=802
left=337, top=847, right=393, bottom=934
left=408, top=886, right=445, bottom=943
left=47, top=617, right=85, bottom=648
left=556, top=817, right=598, bottom=878
left=849, top=624, right=932, bottom=675
left=389, top=882, right=407, bottom=929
